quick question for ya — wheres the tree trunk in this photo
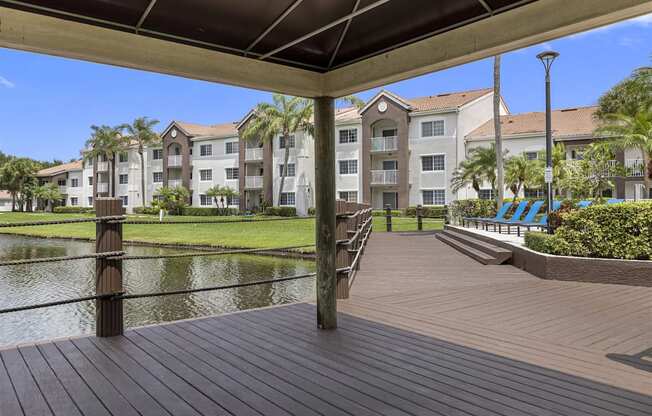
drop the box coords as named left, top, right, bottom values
left=277, top=136, right=291, bottom=206
left=493, top=55, right=504, bottom=209
left=11, top=193, right=16, bottom=211
left=643, top=150, right=652, bottom=198
left=110, top=155, right=115, bottom=198
left=139, top=149, right=146, bottom=208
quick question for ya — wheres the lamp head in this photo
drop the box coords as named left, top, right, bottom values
left=537, top=51, right=559, bottom=73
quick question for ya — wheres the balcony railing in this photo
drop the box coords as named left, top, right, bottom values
left=625, top=159, right=645, bottom=177
left=370, top=170, right=398, bottom=185
left=168, top=155, right=182, bottom=167
left=96, top=161, right=108, bottom=172
left=168, top=179, right=183, bottom=188
left=96, top=182, right=109, bottom=193
left=245, top=148, right=264, bottom=161
left=370, top=136, right=398, bottom=153
left=245, top=176, right=263, bottom=189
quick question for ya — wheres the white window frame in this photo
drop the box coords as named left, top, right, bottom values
left=338, top=159, right=358, bottom=175
left=199, top=169, right=213, bottom=182
left=57, top=179, right=66, bottom=186
left=88, top=196, right=93, bottom=206
left=478, top=189, right=495, bottom=200
left=118, top=152, right=129, bottom=163
left=225, top=167, right=239, bottom=180
left=70, top=197, right=79, bottom=206
left=278, top=163, right=296, bottom=177
left=338, top=128, right=358, bottom=144
left=119, top=174, right=129, bottom=185
left=152, top=172, right=163, bottom=183
left=88, top=176, right=93, bottom=186
left=338, top=191, right=358, bottom=203
left=227, top=195, right=240, bottom=207
left=120, top=195, right=128, bottom=207
left=525, top=151, right=539, bottom=161
left=280, top=192, right=296, bottom=206
left=200, top=144, right=213, bottom=157
left=422, top=189, right=446, bottom=206
left=70, top=178, right=80, bottom=187
left=421, top=154, right=446, bottom=172
left=421, top=120, right=445, bottom=138
left=152, top=149, right=163, bottom=160
left=199, top=194, right=213, bottom=206
left=225, top=142, right=238, bottom=154
left=279, top=135, right=296, bottom=149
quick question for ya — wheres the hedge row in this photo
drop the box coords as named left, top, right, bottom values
left=263, top=206, right=297, bottom=217
left=183, top=207, right=239, bottom=216
left=448, top=199, right=496, bottom=224
left=525, top=201, right=652, bottom=260
left=53, top=206, right=95, bottom=214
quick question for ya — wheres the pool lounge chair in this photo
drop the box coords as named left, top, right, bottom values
left=577, top=200, right=593, bottom=208
left=463, top=202, right=511, bottom=228
left=607, top=198, right=624, bottom=204
left=494, top=200, right=544, bottom=234
left=515, top=200, right=561, bottom=236
left=483, top=200, right=529, bottom=232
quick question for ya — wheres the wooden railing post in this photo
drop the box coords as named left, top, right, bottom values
left=385, top=204, right=392, bottom=232
left=336, top=200, right=350, bottom=299
left=95, top=198, right=124, bottom=337
left=416, top=204, right=423, bottom=231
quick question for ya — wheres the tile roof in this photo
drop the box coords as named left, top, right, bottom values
left=335, top=106, right=361, bottom=122
left=175, top=121, right=239, bottom=138
left=466, top=106, right=599, bottom=141
left=405, top=88, right=493, bottom=112
left=37, top=160, right=83, bottom=177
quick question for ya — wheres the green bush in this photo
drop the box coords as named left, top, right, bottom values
left=53, top=206, right=95, bottom=214
left=133, top=206, right=160, bottom=215
left=372, top=209, right=401, bottom=217
left=448, top=199, right=496, bottom=224
left=182, top=207, right=239, bottom=216
left=525, top=201, right=652, bottom=259
left=308, top=207, right=316, bottom=216
left=404, top=205, right=447, bottom=219
left=263, top=206, right=297, bottom=217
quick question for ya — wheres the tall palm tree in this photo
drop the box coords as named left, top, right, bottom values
left=493, top=55, right=505, bottom=208
left=596, top=107, right=652, bottom=194
left=451, top=144, right=502, bottom=195
left=84, top=125, right=126, bottom=197
left=505, top=153, right=536, bottom=201
left=123, top=117, right=160, bottom=207
left=242, top=94, right=314, bottom=206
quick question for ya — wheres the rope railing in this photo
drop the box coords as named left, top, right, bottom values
left=0, top=215, right=126, bottom=228
left=0, top=293, right=121, bottom=315
left=123, top=216, right=315, bottom=225
left=118, top=244, right=314, bottom=260
left=0, top=251, right=125, bottom=267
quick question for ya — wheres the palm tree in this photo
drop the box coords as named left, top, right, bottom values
left=123, top=117, right=160, bottom=208
left=34, top=183, right=62, bottom=212
left=451, top=144, right=503, bottom=196
left=0, top=158, right=38, bottom=211
left=451, top=159, right=482, bottom=194
left=505, top=153, right=536, bottom=201
left=83, top=125, right=126, bottom=197
left=205, top=185, right=223, bottom=208
left=596, top=107, right=652, bottom=194
left=493, top=55, right=505, bottom=208
left=242, top=94, right=314, bottom=206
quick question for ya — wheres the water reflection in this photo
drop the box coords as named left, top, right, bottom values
left=0, top=235, right=315, bottom=347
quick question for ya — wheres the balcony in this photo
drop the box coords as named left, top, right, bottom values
left=245, top=148, right=264, bottom=162
left=168, top=179, right=183, bottom=188
left=58, top=186, right=67, bottom=194
left=96, top=161, right=108, bottom=172
left=370, top=170, right=398, bottom=186
left=96, top=182, right=109, bottom=193
left=625, top=159, right=645, bottom=177
left=168, top=155, right=183, bottom=167
left=370, top=136, right=398, bottom=153
left=245, top=176, right=263, bottom=189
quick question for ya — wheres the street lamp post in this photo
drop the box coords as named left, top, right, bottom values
left=537, top=51, right=559, bottom=234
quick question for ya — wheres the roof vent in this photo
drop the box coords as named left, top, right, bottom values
left=437, top=93, right=451, bottom=97
left=560, top=108, right=578, bottom=112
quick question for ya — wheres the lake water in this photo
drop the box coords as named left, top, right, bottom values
left=0, top=235, right=315, bottom=347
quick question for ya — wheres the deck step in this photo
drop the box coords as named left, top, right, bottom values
left=441, top=229, right=512, bottom=264
left=436, top=234, right=504, bottom=265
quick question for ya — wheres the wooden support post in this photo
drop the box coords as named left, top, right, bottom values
left=314, top=96, right=337, bottom=329
left=336, top=200, right=350, bottom=300
left=95, top=198, right=123, bottom=337
left=416, top=204, right=423, bottom=231
left=385, top=204, right=392, bottom=232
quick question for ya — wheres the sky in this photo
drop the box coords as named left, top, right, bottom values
left=0, top=13, right=650, bottom=162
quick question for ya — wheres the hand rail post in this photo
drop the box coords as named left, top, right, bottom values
left=336, top=199, right=350, bottom=299
left=385, top=204, right=392, bottom=232
left=95, top=198, right=124, bottom=337
left=416, top=204, right=423, bottom=231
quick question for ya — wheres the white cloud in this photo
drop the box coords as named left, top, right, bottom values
left=569, top=12, right=652, bottom=38
left=0, top=75, right=14, bottom=88
left=631, top=13, right=652, bottom=26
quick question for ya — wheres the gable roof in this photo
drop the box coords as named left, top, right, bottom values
left=466, top=106, right=599, bottom=141
left=37, top=160, right=83, bottom=177
left=163, top=120, right=238, bottom=139
left=335, top=106, right=361, bottom=123
left=360, top=88, right=493, bottom=115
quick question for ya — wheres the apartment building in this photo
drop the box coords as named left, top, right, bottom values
left=36, top=160, right=86, bottom=209
left=465, top=106, right=648, bottom=200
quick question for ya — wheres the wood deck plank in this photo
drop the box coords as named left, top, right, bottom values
left=0, top=349, right=26, bottom=416
left=0, top=348, right=53, bottom=416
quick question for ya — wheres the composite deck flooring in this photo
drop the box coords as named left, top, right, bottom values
left=1, top=232, right=651, bottom=415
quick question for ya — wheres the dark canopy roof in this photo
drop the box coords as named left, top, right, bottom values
left=0, top=0, right=535, bottom=72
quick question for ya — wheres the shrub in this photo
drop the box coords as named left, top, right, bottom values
left=182, top=207, right=239, bottom=216
left=263, top=206, right=297, bottom=217
left=133, top=206, right=160, bottom=215
left=53, top=206, right=95, bottom=214
left=372, top=209, right=401, bottom=217
left=448, top=199, right=496, bottom=224
left=525, top=201, right=652, bottom=259
left=404, top=205, right=447, bottom=219
left=308, top=207, right=316, bottom=216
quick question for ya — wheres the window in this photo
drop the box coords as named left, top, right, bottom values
left=279, top=135, right=295, bottom=149
left=524, top=188, right=545, bottom=198
left=525, top=151, right=539, bottom=161
left=339, top=160, right=358, bottom=175
left=339, top=129, right=357, bottom=144
left=199, top=169, right=213, bottom=181
left=382, top=160, right=398, bottom=170
left=70, top=197, right=78, bottom=206
left=200, top=194, right=212, bottom=206
left=225, top=142, right=238, bottom=154
left=280, top=192, right=295, bottom=206
left=339, top=191, right=358, bottom=203
left=119, top=152, right=128, bottom=163
left=227, top=195, right=240, bottom=206
left=71, top=178, right=79, bottom=187
left=421, top=155, right=445, bottom=171
left=225, top=168, right=239, bottom=180
left=152, top=149, right=163, bottom=160
left=88, top=176, right=93, bottom=186
left=423, top=190, right=446, bottom=205
left=120, top=195, right=128, bottom=207
left=421, top=120, right=445, bottom=137
left=57, top=179, right=66, bottom=186
left=478, top=189, right=495, bottom=200
left=86, top=158, right=94, bottom=167
left=382, top=129, right=397, bottom=137
left=88, top=196, right=93, bottom=206
left=601, top=188, right=613, bottom=198
left=200, top=144, right=213, bottom=156
left=278, top=163, right=296, bottom=177
left=119, top=174, right=128, bottom=185
left=153, top=172, right=163, bottom=183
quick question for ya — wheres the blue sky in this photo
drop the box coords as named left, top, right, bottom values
left=0, top=13, right=650, bottom=161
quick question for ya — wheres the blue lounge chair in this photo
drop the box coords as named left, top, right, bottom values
left=607, top=198, right=624, bottom=204
left=483, top=200, right=529, bottom=232
left=495, top=200, right=544, bottom=234
left=577, top=200, right=593, bottom=208
left=515, top=200, right=561, bottom=236
left=463, top=202, right=511, bottom=228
